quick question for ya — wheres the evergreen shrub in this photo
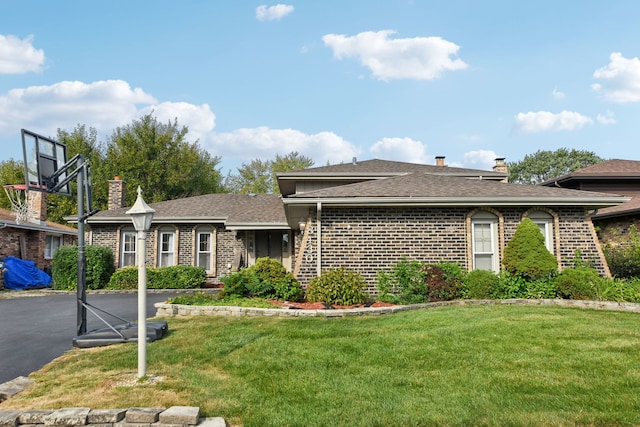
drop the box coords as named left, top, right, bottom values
left=306, top=267, right=367, bottom=306
left=220, top=257, right=303, bottom=301
left=553, top=267, right=601, bottom=300
left=462, top=269, right=498, bottom=299
left=107, top=265, right=206, bottom=290
left=503, top=218, right=558, bottom=279
left=52, top=245, right=115, bottom=290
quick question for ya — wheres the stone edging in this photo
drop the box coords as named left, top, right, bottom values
left=155, top=298, right=640, bottom=318
left=0, top=406, right=228, bottom=427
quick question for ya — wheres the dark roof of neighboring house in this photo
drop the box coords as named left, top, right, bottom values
left=85, top=193, right=288, bottom=229
left=541, top=159, right=640, bottom=185
left=540, top=159, right=640, bottom=219
left=284, top=173, right=627, bottom=208
left=0, top=207, right=77, bottom=235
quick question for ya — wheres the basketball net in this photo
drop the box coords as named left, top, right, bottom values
left=3, top=184, right=36, bottom=225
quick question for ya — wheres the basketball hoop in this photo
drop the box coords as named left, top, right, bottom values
left=3, top=184, right=32, bottom=224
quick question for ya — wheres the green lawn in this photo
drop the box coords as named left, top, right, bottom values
left=5, top=305, right=640, bottom=426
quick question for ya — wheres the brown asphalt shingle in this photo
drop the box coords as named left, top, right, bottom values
left=89, top=193, right=287, bottom=225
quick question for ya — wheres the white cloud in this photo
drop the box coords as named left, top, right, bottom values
left=596, top=110, right=617, bottom=125
left=256, top=4, right=294, bottom=21
left=462, top=150, right=498, bottom=170
left=141, top=102, right=216, bottom=143
left=322, top=30, right=467, bottom=81
left=592, top=52, right=640, bottom=103
left=0, top=80, right=216, bottom=149
left=369, top=137, right=430, bottom=163
left=552, top=87, right=566, bottom=100
left=0, top=34, right=46, bottom=74
left=513, top=110, right=593, bottom=133
left=207, top=127, right=360, bottom=168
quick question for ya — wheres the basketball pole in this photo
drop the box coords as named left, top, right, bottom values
left=76, top=156, right=87, bottom=336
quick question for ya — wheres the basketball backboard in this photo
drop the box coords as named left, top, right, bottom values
left=22, top=129, right=71, bottom=196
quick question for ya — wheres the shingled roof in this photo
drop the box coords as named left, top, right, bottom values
left=86, top=194, right=288, bottom=229
left=284, top=173, right=627, bottom=207
left=541, top=159, right=640, bottom=185
left=0, top=207, right=77, bottom=234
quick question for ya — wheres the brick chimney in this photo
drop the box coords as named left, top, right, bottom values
left=435, top=156, right=446, bottom=166
left=108, top=176, right=126, bottom=210
left=28, top=189, right=47, bottom=223
left=493, top=158, right=509, bottom=182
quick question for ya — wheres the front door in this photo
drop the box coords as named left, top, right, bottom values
left=247, top=230, right=292, bottom=270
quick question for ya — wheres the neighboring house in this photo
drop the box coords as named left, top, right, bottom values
left=0, top=190, right=77, bottom=274
left=540, top=159, right=640, bottom=246
left=84, top=158, right=627, bottom=292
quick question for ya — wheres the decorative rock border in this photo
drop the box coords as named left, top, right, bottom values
left=155, top=298, right=640, bottom=318
left=0, top=406, right=227, bottom=427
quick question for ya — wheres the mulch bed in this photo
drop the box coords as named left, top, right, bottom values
left=269, top=300, right=396, bottom=310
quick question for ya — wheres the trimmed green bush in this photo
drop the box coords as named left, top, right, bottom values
left=376, top=258, right=426, bottom=304
left=220, top=258, right=303, bottom=301
left=554, top=267, right=601, bottom=300
left=503, top=218, right=558, bottom=279
left=306, top=267, right=367, bottom=306
left=52, top=245, right=115, bottom=290
left=462, top=269, right=498, bottom=299
left=107, top=265, right=206, bottom=290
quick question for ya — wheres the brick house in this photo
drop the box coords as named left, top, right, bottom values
left=0, top=191, right=77, bottom=275
left=83, top=158, right=627, bottom=291
left=540, top=159, right=640, bottom=246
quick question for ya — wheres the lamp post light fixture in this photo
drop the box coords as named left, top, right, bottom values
left=126, top=186, right=155, bottom=378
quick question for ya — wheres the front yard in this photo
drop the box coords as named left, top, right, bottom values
left=3, top=305, right=640, bottom=426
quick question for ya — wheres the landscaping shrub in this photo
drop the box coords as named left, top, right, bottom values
left=376, top=258, right=427, bottom=304
left=107, top=265, right=206, bottom=290
left=553, top=267, right=601, bottom=300
left=219, top=258, right=303, bottom=301
left=493, top=271, right=529, bottom=299
left=52, top=245, right=115, bottom=290
left=503, top=218, right=558, bottom=279
left=306, top=267, right=367, bottom=306
left=596, top=277, right=640, bottom=302
left=603, top=225, right=640, bottom=279
left=462, top=269, right=498, bottom=299
left=424, top=263, right=464, bottom=302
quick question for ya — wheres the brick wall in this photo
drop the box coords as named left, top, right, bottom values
left=0, top=227, right=76, bottom=271
left=594, top=215, right=640, bottom=247
left=295, top=206, right=608, bottom=293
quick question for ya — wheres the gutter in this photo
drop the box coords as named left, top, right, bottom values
left=282, top=196, right=630, bottom=208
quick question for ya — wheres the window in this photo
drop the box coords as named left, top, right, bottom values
left=196, top=230, right=213, bottom=273
left=121, top=231, right=137, bottom=267
left=158, top=231, right=175, bottom=266
left=45, top=234, right=62, bottom=259
left=528, top=211, right=554, bottom=253
left=471, top=211, right=499, bottom=272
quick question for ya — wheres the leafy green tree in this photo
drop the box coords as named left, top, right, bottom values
left=226, top=151, right=314, bottom=194
left=503, top=218, right=558, bottom=279
left=508, top=148, right=604, bottom=184
left=105, top=113, right=224, bottom=205
left=0, top=159, right=26, bottom=209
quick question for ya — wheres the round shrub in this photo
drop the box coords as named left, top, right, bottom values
left=503, top=218, right=558, bottom=279
left=554, top=267, right=601, bottom=300
left=306, top=267, right=367, bottom=306
left=219, top=258, right=303, bottom=301
left=425, top=263, right=464, bottom=302
left=463, top=269, right=498, bottom=299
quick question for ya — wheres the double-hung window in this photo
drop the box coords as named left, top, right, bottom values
left=196, top=230, right=213, bottom=273
left=528, top=211, right=554, bottom=253
left=121, top=231, right=137, bottom=267
left=471, top=211, right=499, bottom=272
left=158, top=230, right=176, bottom=267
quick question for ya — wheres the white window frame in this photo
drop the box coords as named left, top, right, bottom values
left=158, top=230, right=176, bottom=267
left=45, top=234, right=63, bottom=259
left=471, top=211, right=500, bottom=273
left=121, top=230, right=137, bottom=267
left=196, top=230, right=213, bottom=273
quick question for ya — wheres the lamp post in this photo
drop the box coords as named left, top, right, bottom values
left=126, top=186, right=155, bottom=378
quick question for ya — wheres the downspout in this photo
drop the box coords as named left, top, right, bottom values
left=316, top=202, right=322, bottom=277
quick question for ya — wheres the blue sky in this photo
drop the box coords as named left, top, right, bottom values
left=1, top=1, right=640, bottom=176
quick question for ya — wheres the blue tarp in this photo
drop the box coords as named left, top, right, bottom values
left=1, top=256, right=52, bottom=290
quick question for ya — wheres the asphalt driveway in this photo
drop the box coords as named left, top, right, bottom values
left=0, top=291, right=181, bottom=384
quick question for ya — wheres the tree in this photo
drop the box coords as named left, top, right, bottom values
left=502, top=218, right=558, bottom=279
left=508, top=148, right=604, bottom=184
left=105, top=114, right=224, bottom=205
left=226, top=152, right=314, bottom=194
left=0, top=159, right=26, bottom=210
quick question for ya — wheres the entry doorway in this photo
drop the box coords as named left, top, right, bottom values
left=247, top=230, right=292, bottom=270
